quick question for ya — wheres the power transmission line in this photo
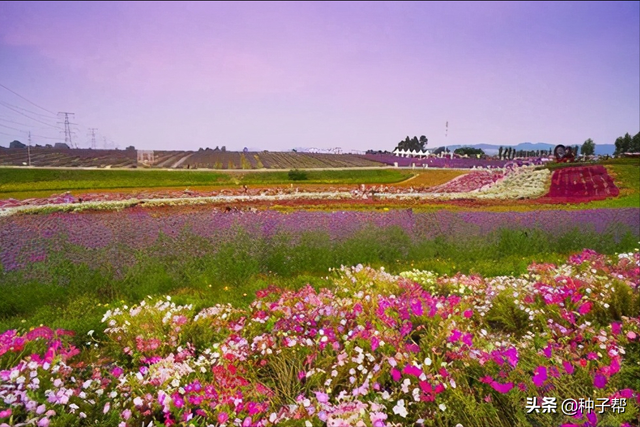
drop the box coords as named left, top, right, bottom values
left=0, top=123, right=60, bottom=140
left=0, top=116, right=59, bottom=130
left=0, top=82, right=57, bottom=115
left=0, top=101, right=62, bottom=129
left=0, top=123, right=26, bottom=133
left=0, top=101, right=57, bottom=119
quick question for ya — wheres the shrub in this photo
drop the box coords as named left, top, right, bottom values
left=288, top=169, right=308, bottom=181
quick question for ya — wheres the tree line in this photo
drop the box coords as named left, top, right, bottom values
left=614, top=132, right=640, bottom=155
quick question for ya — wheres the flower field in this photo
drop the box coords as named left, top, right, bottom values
left=1, top=250, right=639, bottom=427
left=0, top=165, right=621, bottom=217
left=2, top=208, right=638, bottom=274
left=0, top=158, right=638, bottom=426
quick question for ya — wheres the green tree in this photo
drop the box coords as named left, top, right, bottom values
left=396, top=135, right=428, bottom=152
left=498, top=146, right=503, bottom=159
left=581, top=138, right=595, bottom=156
left=630, top=132, right=640, bottom=153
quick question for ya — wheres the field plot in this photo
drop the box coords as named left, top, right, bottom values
left=0, top=168, right=411, bottom=202
left=0, top=148, right=386, bottom=169
left=0, top=147, right=137, bottom=168
left=547, top=165, right=620, bottom=200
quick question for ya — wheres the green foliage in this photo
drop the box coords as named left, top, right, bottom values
left=287, top=169, right=308, bottom=180
left=0, top=168, right=409, bottom=199
left=485, top=292, right=530, bottom=336
left=454, top=147, right=485, bottom=157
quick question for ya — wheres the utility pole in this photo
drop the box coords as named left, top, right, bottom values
left=27, top=131, right=32, bottom=166
left=57, top=112, right=76, bottom=148
left=88, top=128, right=98, bottom=149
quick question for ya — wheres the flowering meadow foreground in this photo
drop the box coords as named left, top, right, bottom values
left=1, top=250, right=639, bottom=427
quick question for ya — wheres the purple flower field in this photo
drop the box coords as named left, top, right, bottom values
left=1, top=208, right=638, bottom=273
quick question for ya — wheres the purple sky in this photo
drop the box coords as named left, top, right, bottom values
left=0, top=2, right=638, bottom=152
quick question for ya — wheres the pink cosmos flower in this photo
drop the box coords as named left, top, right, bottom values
left=611, top=322, right=621, bottom=335
left=480, top=376, right=494, bottom=384
left=563, top=361, right=574, bottom=375
left=504, top=348, right=519, bottom=367
left=463, top=309, right=473, bottom=318
left=402, top=365, right=423, bottom=377
left=0, top=409, right=11, bottom=418
left=490, top=381, right=513, bottom=394
left=315, top=391, right=329, bottom=404
left=578, top=302, right=592, bottom=315
left=462, top=333, right=473, bottom=346
left=448, top=329, right=462, bottom=343
left=593, top=374, right=607, bottom=389
left=390, top=368, right=402, bottom=381
left=410, top=298, right=423, bottom=316
left=532, top=366, right=547, bottom=387
left=218, top=412, right=229, bottom=423
left=627, top=331, right=637, bottom=340
left=370, top=336, right=380, bottom=352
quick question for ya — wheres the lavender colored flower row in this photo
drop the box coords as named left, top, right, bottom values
left=362, top=155, right=543, bottom=169
left=1, top=208, right=638, bottom=273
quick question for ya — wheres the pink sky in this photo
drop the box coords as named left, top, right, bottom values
left=0, top=2, right=638, bottom=151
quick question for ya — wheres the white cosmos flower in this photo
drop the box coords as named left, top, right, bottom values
left=393, top=399, right=408, bottom=417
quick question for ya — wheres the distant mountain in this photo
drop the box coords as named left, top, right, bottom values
left=431, top=142, right=615, bottom=156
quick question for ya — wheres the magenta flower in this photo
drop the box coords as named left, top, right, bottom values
left=593, top=373, right=607, bottom=389
left=171, top=393, right=184, bottom=409
left=448, top=329, right=462, bottom=343
left=532, top=366, right=547, bottom=387
left=463, top=309, right=473, bottom=318
left=562, top=361, right=574, bottom=375
left=480, top=376, right=494, bottom=384
left=0, top=409, right=11, bottom=418
left=218, top=412, right=229, bottom=423
left=403, top=365, right=423, bottom=377
left=462, top=333, right=473, bottom=346
left=391, top=367, right=402, bottom=381
left=370, top=336, right=380, bottom=352
left=611, top=322, right=621, bottom=335
left=410, top=298, right=423, bottom=316
left=578, top=301, right=592, bottom=315
left=504, top=347, right=519, bottom=367
left=490, top=381, right=514, bottom=394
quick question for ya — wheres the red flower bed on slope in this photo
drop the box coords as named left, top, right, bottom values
left=544, top=165, right=619, bottom=202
